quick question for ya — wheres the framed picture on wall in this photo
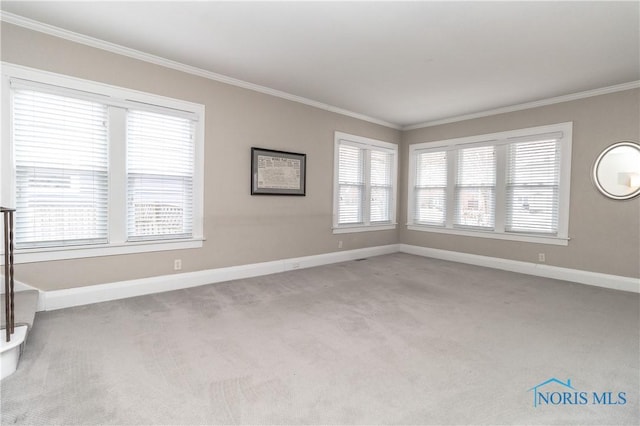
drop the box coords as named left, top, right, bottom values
left=251, top=147, right=306, bottom=196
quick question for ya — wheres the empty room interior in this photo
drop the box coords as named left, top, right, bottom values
left=0, top=2, right=639, bottom=425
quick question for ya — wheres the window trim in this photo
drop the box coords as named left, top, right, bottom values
left=407, top=122, right=572, bottom=246
left=333, top=131, right=398, bottom=234
left=1, top=63, right=205, bottom=263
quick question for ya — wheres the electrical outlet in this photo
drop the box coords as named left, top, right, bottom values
left=538, top=253, right=546, bottom=263
left=174, top=259, right=182, bottom=270
left=338, top=240, right=343, bottom=249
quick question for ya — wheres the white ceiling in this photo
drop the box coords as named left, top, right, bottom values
left=1, top=1, right=639, bottom=128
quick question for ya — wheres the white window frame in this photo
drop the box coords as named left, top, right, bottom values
left=407, top=122, right=572, bottom=246
left=333, top=131, right=398, bottom=234
left=0, top=63, right=205, bottom=263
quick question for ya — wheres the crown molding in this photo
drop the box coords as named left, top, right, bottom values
left=2, top=11, right=637, bottom=133
left=0, top=11, right=401, bottom=130
left=403, top=80, right=640, bottom=130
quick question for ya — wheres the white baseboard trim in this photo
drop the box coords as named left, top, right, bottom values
left=399, top=244, right=639, bottom=293
left=37, top=242, right=638, bottom=311
left=42, top=244, right=400, bottom=311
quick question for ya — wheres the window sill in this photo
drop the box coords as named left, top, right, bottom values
left=4, top=238, right=204, bottom=264
left=332, top=224, right=397, bottom=234
left=406, top=224, right=569, bottom=246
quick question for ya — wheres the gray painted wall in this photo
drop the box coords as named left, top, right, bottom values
left=1, top=24, right=401, bottom=290
left=400, top=89, right=640, bottom=278
left=2, top=23, right=638, bottom=291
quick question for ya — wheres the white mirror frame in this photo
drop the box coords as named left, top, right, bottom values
left=592, top=141, right=640, bottom=200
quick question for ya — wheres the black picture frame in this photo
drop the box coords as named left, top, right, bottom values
left=251, top=147, right=306, bottom=196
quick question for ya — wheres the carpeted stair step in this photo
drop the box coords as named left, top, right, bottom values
left=1, top=290, right=39, bottom=332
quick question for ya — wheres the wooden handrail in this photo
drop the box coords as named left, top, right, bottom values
left=1, top=207, right=15, bottom=342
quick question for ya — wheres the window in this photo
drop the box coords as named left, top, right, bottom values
left=127, top=110, right=194, bottom=241
left=12, top=87, right=109, bottom=248
left=333, top=132, right=398, bottom=233
left=337, top=144, right=365, bottom=224
left=1, top=64, right=204, bottom=262
left=454, top=146, right=496, bottom=229
left=506, top=139, right=561, bottom=234
left=414, top=151, right=447, bottom=226
left=408, top=123, right=572, bottom=245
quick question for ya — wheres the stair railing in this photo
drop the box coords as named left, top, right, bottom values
left=1, top=207, right=15, bottom=342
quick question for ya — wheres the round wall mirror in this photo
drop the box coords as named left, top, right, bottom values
left=592, top=141, right=640, bottom=200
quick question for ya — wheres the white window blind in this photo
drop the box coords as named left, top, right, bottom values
left=454, top=146, right=496, bottom=229
left=127, top=109, right=195, bottom=241
left=12, top=88, right=108, bottom=248
left=408, top=123, right=571, bottom=245
left=333, top=132, right=397, bottom=232
left=506, top=138, right=560, bottom=235
left=414, top=150, right=447, bottom=225
left=3, top=65, right=205, bottom=261
left=370, top=149, right=393, bottom=223
left=337, top=144, right=365, bottom=224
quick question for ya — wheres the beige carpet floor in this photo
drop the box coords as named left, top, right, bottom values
left=1, top=253, right=638, bottom=425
